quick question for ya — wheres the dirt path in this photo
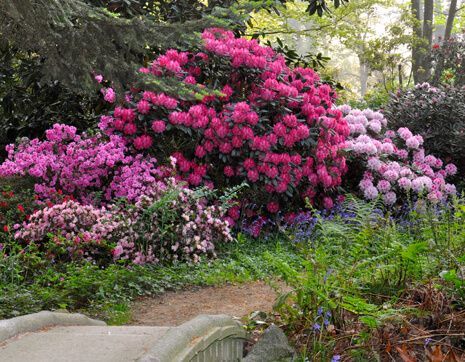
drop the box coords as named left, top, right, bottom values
left=129, top=281, right=282, bottom=326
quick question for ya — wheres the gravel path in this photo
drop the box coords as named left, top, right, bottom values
left=130, top=281, right=281, bottom=326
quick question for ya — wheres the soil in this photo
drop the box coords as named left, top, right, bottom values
left=129, top=281, right=281, bottom=326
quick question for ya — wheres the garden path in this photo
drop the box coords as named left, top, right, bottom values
left=130, top=280, right=282, bottom=326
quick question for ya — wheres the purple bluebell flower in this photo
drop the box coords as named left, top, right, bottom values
left=331, top=355, right=341, bottom=362
left=324, top=269, right=333, bottom=283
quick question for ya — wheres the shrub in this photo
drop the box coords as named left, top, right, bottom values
left=10, top=180, right=233, bottom=265
left=431, top=35, right=465, bottom=86
left=0, top=124, right=164, bottom=204
left=0, top=177, right=37, bottom=247
left=384, top=83, right=465, bottom=183
left=11, top=200, right=128, bottom=265
left=113, top=182, right=233, bottom=263
left=98, top=28, right=350, bottom=212
left=341, top=105, right=457, bottom=204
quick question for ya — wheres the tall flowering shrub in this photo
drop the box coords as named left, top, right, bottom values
left=99, top=28, right=350, bottom=212
left=341, top=105, right=457, bottom=205
left=385, top=83, right=465, bottom=182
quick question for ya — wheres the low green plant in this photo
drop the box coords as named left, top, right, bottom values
left=0, top=235, right=303, bottom=322
left=271, top=195, right=465, bottom=359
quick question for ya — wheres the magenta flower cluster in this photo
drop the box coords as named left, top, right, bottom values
left=0, top=124, right=163, bottom=203
left=341, top=105, right=457, bottom=204
left=99, top=28, right=350, bottom=212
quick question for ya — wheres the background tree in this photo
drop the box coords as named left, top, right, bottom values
left=445, top=0, right=459, bottom=39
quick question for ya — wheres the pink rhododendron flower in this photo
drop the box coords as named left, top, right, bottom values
left=340, top=105, right=456, bottom=205
left=133, top=135, right=153, bottom=150
left=151, top=120, right=166, bottom=134
left=102, top=87, right=116, bottom=103
left=266, top=201, right=280, bottom=213
left=445, top=163, right=457, bottom=176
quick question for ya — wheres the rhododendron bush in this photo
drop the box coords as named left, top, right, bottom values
left=98, top=28, right=350, bottom=212
left=385, top=83, right=465, bottom=182
left=10, top=180, right=232, bottom=264
left=341, top=105, right=457, bottom=205
left=0, top=124, right=165, bottom=203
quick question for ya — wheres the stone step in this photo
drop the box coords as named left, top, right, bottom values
left=0, top=312, right=246, bottom=362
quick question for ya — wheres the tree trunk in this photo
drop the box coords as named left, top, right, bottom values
left=432, top=0, right=458, bottom=84
left=359, top=60, right=369, bottom=98
left=420, top=0, right=434, bottom=82
left=444, top=0, right=458, bottom=40
left=398, top=64, right=403, bottom=89
left=411, top=0, right=422, bottom=83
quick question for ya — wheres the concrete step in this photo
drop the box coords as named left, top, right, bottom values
left=0, top=312, right=246, bottom=362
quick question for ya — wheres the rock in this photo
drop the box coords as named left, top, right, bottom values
left=244, top=324, right=295, bottom=362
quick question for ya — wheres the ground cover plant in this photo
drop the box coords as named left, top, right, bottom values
left=253, top=195, right=465, bottom=360
left=0, top=232, right=303, bottom=323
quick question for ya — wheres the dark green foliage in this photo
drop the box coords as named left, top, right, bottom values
left=0, top=0, right=223, bottom=93
left=0, top=45, right=106, bottom=158
left=304, top=0, right=349, bottom=16
left=84, top=0, right=240, bottom=21
left=385, top=85, right=465, bottom=183
left=431, top=35, right=465, bottom=87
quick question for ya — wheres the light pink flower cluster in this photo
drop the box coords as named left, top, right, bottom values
left=340, top=105, right=457, bottom=205
left=14, top=200, right=110, bottom=243
left=13, top=178, right=233, bottom=264
left=0, top=124, right=163, bottom=203
left=13, top=199, right=155, bottom=264
left=126, top=181, right=233, bottom=263
left=100, top=28, right=350, bottom=211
